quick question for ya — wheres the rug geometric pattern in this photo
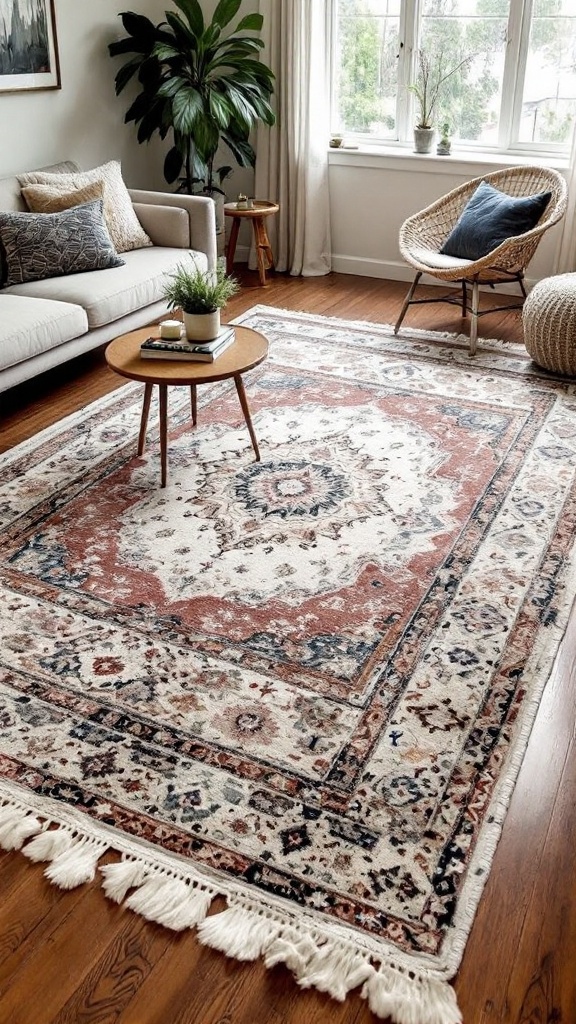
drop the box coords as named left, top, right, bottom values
left=1, top=307, right=575, bottom=1021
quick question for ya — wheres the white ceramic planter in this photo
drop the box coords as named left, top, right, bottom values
left=413, top=127, right=435, bottom=154
left=183, top=309, right=221, bottom=342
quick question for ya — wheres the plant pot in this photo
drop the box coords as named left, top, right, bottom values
left=183, top=309, right=221, bottom=342
left=414, top=127, right=435, bottom=154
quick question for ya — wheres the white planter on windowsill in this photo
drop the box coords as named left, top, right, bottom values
left=413, top=127, right=435, bottom=154
left=183, top=309, right=221, bottom=342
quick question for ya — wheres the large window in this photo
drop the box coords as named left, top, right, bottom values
left=334, top=0, right=576, bottom=154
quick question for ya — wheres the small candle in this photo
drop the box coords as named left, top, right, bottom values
left=160, top=319, right=183, bottom=340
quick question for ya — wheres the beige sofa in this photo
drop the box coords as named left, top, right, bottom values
left=0, top=161, right=217, bottom=394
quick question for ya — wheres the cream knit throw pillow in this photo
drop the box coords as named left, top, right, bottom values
left=18, top=160, right=151, bottom=253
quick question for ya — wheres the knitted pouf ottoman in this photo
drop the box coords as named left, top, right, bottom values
left=522, top=273, right=576, bottom=376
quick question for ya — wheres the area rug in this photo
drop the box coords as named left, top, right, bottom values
left=1, top=306, right=576, bottom=1024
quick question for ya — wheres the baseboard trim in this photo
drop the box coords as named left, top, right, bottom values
left=230, top=249, right=536, bottom=295
left=330, top=255, right=537, bottom=293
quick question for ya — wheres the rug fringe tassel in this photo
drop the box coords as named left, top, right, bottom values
left=44, top=837, right=108, bottom=889
left=124, top=872, right=215, bottom=931
left=100, top=856, right=216, bottom=931
left=22, top=826, right=76, bottom=863
left=0, top=798, right=463, bottom=1023
left=362, top=967, right=462, bottom=1024
left=198, top=905, right=282, bottom=961
left=199, top=909, right=462, bottom=1022
left=0, top=804, right=42, bottom=850
left=263, top=928, right=319, bottom=973
left=100, top=858, right=148, bottom=903
left=293, top=939, right=375, bottom=999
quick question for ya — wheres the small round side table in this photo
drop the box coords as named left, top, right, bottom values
left=224, top=200, right=280, bottom=286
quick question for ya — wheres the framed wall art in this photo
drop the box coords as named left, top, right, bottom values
left=0, top=0, right=61, bottom=93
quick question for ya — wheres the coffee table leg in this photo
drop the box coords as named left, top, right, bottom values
left=190, top=384, right=197, bottom=426
left=159, top=384, right=168, bottom=487
left=234, top=374, right=260, bottom=462
left=138, top=383, right=153, bottom=455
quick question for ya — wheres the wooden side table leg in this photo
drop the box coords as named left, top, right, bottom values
left=138, top=383, right=153, bottom=455
left=226, top=217, right=241, bottom=276
left=159, top=384, right=168, bottom=487
left=234, top=373, right=260, bottom=462
left=190, top=383, right=197, bottom=426
left=253, top=217, right=274, bottom=286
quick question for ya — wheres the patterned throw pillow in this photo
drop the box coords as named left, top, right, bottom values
left=21, top=179, right=105, bottom=215
left=0, top=199, right=125, bottom=287
left=18, top=160, right=152, bottom=253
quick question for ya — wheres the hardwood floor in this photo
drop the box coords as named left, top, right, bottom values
left=0, top=272, right=574, bottom=1024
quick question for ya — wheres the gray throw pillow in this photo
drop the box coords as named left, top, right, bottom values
left=440, top=181, right=552, bottom=261
left=0, top=199, right=125, bottom=287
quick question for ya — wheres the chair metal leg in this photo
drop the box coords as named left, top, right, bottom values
left=394, top=272, right=422, bottom=334
left=461, top=280, right=468, bottom=317
left=469, top=279, right=480, bottom=356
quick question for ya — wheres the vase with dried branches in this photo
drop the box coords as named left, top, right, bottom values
left=410, top=49, right=471, bottom=153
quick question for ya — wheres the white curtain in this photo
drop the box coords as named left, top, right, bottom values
left=253, top=0, right=332, bottom=276
left=554, top=119, right=576, bottom=274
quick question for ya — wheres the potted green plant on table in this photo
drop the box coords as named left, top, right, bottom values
left=163, top=258, right=239, bottom=341
left=410, top=49, right=470, bottom=153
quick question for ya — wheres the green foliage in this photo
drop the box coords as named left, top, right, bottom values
left=338, top=7, right=381, bottom=132
left=109, top=0, right=275, bottom=194
left=421, top=0, right=502, bottom=140
left=337, top=0, right=397, bottom=134
left=163, top=259, right=239, bottom=314
left=336, top=0, right=575, bottom=146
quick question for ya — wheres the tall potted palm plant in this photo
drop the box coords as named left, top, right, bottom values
left=109, top=0, right=275, bottom=199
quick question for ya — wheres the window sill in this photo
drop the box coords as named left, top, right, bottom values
left=327, top=144, right=569, bottom=175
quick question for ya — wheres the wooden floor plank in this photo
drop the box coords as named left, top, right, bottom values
left=51, top=916, right=175, bottom=1024
left=0, top=881, right=127, bottom=1023
left=0, top=272, right=573, bottom=1024
left=0, top=859, right=69, bottom=980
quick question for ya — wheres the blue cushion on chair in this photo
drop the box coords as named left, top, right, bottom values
left=440, top=181, right=552, bottom=261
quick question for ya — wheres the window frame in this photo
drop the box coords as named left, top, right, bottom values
left=332, top=0, right=573, bottom=159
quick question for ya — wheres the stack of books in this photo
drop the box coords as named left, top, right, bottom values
left=140, top=325, right=235, bottom=363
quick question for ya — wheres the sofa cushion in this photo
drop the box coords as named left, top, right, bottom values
left=18, top=160, right=152, bottom=254
left=3, top=246, right=209, bottom=329
left=21, top=179, right=105, bottom=215
left=0, top=200, right=125, bottom=287
left=0, top=294, right=88, bottom=372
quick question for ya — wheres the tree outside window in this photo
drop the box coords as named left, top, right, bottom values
left=334, top=0, right=576, bottom=152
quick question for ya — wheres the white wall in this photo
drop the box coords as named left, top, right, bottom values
left=0, top=0, right=171, bottom=187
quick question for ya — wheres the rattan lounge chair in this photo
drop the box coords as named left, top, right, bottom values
left=394, top=165, right=568, bottom=355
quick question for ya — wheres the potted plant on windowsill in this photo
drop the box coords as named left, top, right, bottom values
left=163, top=259, right=239, bottom=341
left=410, top=49, right=471, bottom=154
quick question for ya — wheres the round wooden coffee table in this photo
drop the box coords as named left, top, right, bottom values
left=224, top=200, right=280, bottom=286
left=105, top=325, right=268, bottom=487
